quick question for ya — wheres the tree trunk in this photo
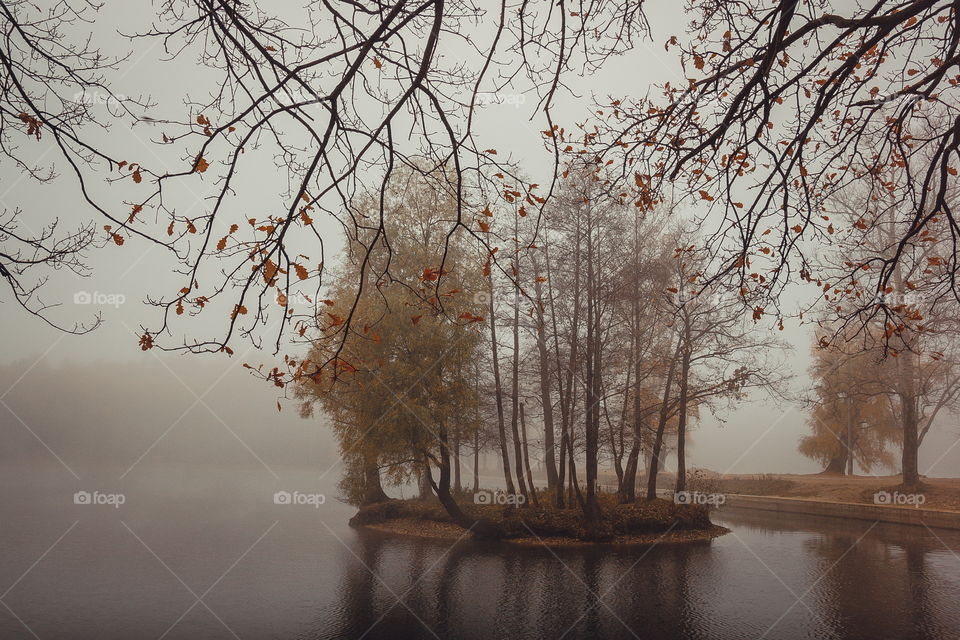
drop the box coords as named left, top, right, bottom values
left=533, top=271, right=559, bottom=491
left=823, top=456, right=845, bottom=474
left=362, top=455, right=389, bottom=505
left=426, top=426, right=502, bottom=539
left=556, top=429, right=568, bottom=508
left=509, top=266, right=529, bottom=502
left=647, top=336, right=682, bottom=500
left=519, top=403, right=540, bottom=506
left=674, top=346, right=691, bottom=494
left=473, top=428, right=480, bottom=493
left=488, top=277, right=517, bottom=496
left=583, top=205, right=602, bottom=528
left=901, top=385, right=921, bottom=486
left=619, top=264, right=644, bottom=503
left=453, top=431, right=462, bottom=493
left=419, top=457, right=433, bottom=499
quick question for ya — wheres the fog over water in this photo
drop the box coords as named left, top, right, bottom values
left=3, top=0, right=960, bottom=638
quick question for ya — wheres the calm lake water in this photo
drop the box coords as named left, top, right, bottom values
left=1, top=464, right=958, bottom=639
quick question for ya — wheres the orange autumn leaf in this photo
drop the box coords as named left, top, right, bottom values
left=698, top=190, right=714, bottom=201
left=411, top=315, right=423, bottom=324
left=294, top=264, right=309, bottom=280
left=194, top=156, right=209, bottom=173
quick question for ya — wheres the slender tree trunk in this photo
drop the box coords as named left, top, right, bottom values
left=674, top=347, right=691, bottom=494
left=519, top=403, right=540, bottom=506
left=888, top=210, right=921, bottom=486
left=583, top=204, right=602, bottom=527
left=509, top=264, right=529, bottom=502
left=427, top=424, right=502, bottom=539
left=533, top=271, right=559, bottom=491
left=557, top=430, right=568, bottom=508
left=488, top=276, right=517, bottom=496
left=647, top=336, right=682, bottom=500
left=547, top=230, right=580, bottom=509
left=620, top=256, right=644, bottom=503
left=453, top=431, right=462, bottom=493
left=473, top=429, right=481, bottom=493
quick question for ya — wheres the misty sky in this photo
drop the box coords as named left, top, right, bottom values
left=1, top=0, right=958, bottom=480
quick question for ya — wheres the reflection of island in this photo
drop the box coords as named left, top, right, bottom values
left=317, top=528, right=711, bottom=639
left=308, top=510, right=960, bottom=639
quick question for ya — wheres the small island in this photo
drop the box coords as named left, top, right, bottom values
left=349, top=493, right=728, bottom=546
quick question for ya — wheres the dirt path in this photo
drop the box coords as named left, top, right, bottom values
left=719, top=474, right=960, bottom=512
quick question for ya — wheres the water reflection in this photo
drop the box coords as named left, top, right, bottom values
left=319, top=509, right=960, bottom=640
left=1, top=466, right=958, bottom=640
